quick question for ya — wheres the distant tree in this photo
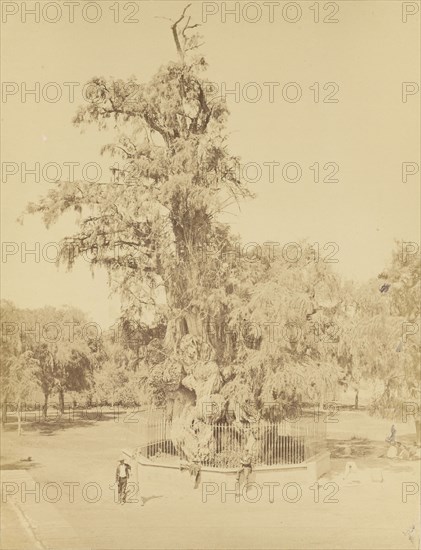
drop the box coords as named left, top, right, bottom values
left=93, top=342, right=131, bottom=406
left=375, top=243, right=420, bottom=427
left=342, top=242, right=420, bottom=439
left=0, top=301, right=24, bottom=426
left=31, top=342, right=55, bottom=419
left=4, top=351, right=38, bottom=435
left=1, top=304, right=94, bottom=416
left=379, top=241, right=420, bottom=320
left=91, top=339, right=148, bottom=406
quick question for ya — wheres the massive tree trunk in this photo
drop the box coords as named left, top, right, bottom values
left=159, top=294, right=228, bottom=460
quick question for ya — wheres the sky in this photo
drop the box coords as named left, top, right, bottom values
left=1, top=0, right=420, bottom=327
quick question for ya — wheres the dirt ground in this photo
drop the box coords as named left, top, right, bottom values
left=1, top=410, right=420, bottom=550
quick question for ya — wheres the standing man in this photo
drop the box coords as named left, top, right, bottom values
left=191, top=453, right=201, bottom=489
left=386, top=424, right=397, bottom=444
left=236, top=451, right=253, bottom=496
left=116, top=456, right=131, bottom=504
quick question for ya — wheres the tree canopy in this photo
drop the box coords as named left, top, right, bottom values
left=19, top=6, right=420, bottom=454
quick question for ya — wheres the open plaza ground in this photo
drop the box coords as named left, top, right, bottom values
left=1, top=408, right=420, bottom=550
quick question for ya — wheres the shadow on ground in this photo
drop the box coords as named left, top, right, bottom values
left=2, top=412, right=123, bottom=436
left=0, top=459, right=41, bottom=471
left=143, top=494, right=163, bottom=504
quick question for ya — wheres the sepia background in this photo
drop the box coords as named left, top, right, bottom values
left=1, top=2, right=420, bottom=550
left=2, top=0, right=419, bottom=327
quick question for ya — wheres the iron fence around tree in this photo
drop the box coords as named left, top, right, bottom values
left=139, top=413, right=327, bottom=468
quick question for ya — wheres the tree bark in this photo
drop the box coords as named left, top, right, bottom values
left=17, top=401, right=22, bottom=436
left=58, top=388, right=65, bottom=414
left=415, top=419, right=421, bottom=446
left=1, top=401, right=7, bottom=427
left=43, top=392, right=49, bottom=420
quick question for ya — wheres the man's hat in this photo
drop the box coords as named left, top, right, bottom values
left=119, top=456, right=125, bottom=462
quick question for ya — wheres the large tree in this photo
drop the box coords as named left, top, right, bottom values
left=24, top=7, right=251, bottom=450
left=23, top=7, right=351, bottom=458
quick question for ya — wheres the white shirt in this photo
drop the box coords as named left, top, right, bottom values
left=118, top=464, right=127, bottom=478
